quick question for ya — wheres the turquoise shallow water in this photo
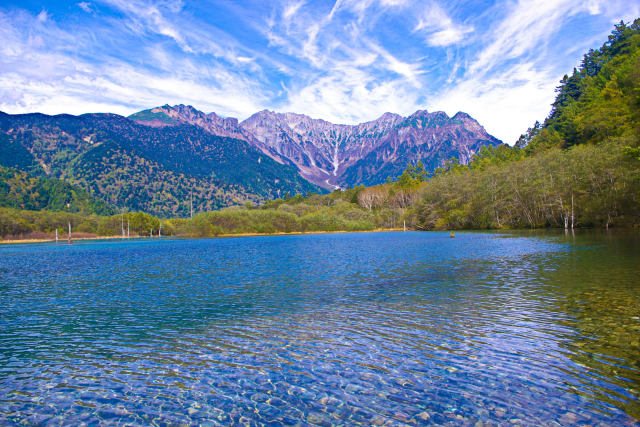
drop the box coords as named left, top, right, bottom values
left=0, top=231, right=639, bottom=425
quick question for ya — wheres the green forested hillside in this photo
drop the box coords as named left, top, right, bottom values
left=410, top=19, right=640, bottom=230
left=414, top=143, right=638, bottom=229
left=0, top=166, right=114, bottom=215
left=519, top=19, right=640, bottom=151
left=69, top=139, right=259, bottom=216
left=0, top=112, right=321, bottom=216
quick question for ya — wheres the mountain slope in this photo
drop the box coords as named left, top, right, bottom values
left=520, top=19, right=640, bottom=152
left=0, top=165, right=114, bottom=215
left=130, top=105, right=293, bottom=165
left=0, top=112, right=321, bottom=216
left=130, top=104, right=502, bottom=189
left=241, top=108, right=501, bottom=188
left=339, top=111, right=501, bottom=187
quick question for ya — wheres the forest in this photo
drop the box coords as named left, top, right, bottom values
left=412, top=19, right=640, bottom=230
left=0, top=110, right=319, bottom=217
left=1, top=20, right=639, bottom=240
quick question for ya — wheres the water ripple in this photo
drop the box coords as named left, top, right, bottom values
left=1, top=231, right=639, bottom=425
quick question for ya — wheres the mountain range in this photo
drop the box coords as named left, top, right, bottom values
left=131, top=105, right=502, bottom=188
left=0, top=105, right=501, bottom=216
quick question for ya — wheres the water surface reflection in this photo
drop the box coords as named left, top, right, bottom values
left=0, top=231, right=638, bottom=425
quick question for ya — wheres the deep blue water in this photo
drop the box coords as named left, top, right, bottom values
left=1, top=231, right=639, bottom=425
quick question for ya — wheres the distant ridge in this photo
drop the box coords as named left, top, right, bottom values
left=0, top=104, right=500, bottom=216
left=0, top=111, right=320, bottom=216
left=131, top=105, right=502, bottom=189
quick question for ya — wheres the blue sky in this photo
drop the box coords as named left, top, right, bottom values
left=0, top=0, right=638, bottom=143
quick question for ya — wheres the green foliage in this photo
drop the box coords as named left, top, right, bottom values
left=526, top=19, right=640, bottom=151
left=0, top=133, right=43, bottom=175
left=0, top=112, right=323, bottom=216
left=415, top=142, right=640, bottom=230
left=0, top=166, right=114, bottom=215
left=163, top=187, right=421, bottom=237
left=515, top=121, right=542, bottom=149
left=126, top=211, right=161, bottom=235
left=469, top=145, right=524, bottom=169
left=623, top=146, right=640, bottom=160
left=0, top=207, right=171, bottom=239
left=396, top=161, right=428, bottom=187
left=433, top=157, right=466, bottom=175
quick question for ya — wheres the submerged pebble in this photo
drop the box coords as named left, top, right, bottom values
left=0, top=232, right=639, bottom=425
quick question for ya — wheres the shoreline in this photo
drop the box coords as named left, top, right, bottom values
left=213, top=228, right=405, bottom=238
left=3, top=227, right=633, bottom=246
left=0, top=235, right=133, bottom=245
left=0, top=228, right=406, bottom=245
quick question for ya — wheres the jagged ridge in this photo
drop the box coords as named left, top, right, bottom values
left=131, top=105, right=502, bottom=189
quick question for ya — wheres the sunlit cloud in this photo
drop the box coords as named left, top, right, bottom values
left=0, top=0, right=637, bottom=143
left=414, top=3, right=474, bottom=47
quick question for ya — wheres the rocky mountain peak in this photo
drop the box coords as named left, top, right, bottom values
left=131, top=105, right=501, bottom=189
left=452, top=111, right=472, bottom=120
left=375, top=112, right=403, bottom=123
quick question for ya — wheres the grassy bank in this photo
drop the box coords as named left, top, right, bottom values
left=0, top=188, right=415, bottom=242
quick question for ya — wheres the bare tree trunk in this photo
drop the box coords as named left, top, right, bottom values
left=68, top=222, right=72, bottom=244
left=570, top=192, right=574, bottom=230
left=559, top=197, right=568, bottom=229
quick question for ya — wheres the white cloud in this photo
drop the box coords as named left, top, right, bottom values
left=585, top=0, right=601, bottom=15
left=379, top=0, right=408, bottom=6
left=36, top=10, right=48, bottom=22
left=414, top=3, right=473, bottom=47
left=78, top=2, right=93, bottom=13
left=283, top=0, right=305, bottom=20
left=0, top=9, right=270, bottom=119
left=284, top=68, right=420, bottom=124
left=432, top=63, right=559, bottom=143
left=468, top=0, right=602, bottom=74
left=0, top=63, right=269, bottom=119
left=368, top=43, right=423, bottom=85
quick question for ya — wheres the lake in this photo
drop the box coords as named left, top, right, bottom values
left=0, top=231, right=639, bottom=425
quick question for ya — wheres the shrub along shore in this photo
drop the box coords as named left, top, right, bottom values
left=0, top=186, right=414, bottom=242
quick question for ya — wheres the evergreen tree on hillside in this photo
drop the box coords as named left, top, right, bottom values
left=527, top=19, right=640, bottom=151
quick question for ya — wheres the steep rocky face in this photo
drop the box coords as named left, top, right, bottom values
left=339, top=110, right=501, bottom=187
left=241, top=109, right=501, bottom=188
left=240, top=111, right=348, bottom=187
left=131, top=105, right=502, bottom=189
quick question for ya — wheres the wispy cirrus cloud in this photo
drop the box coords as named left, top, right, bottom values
left=414, top=3, right=474, bottom=47
left=0, top=6, right=271, bottom=117
left=430, top=0, right=640, bottom=142
left=0, top=0, right=638, bottom=142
